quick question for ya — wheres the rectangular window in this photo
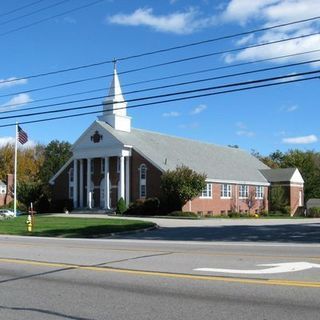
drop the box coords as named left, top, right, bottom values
left=239, top=185, right=249, bottom=198
left=90, top=160, right=94, bottom=174
left=140, top=185, right=146, bottom=198
left=101, top=159, right=105, bottom=174
left=69, top=186, right=74, bottom=199
left=201, top=183, right=212, bottom=198
left=221, top=184, right=232, bottom=198
left=255, top=186, right=264, bottom=199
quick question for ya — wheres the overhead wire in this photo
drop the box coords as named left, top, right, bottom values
left=1, top=30, right=320, bottom=99
left=2, top=47, right=320, bottom=111
left=1, top=68, right=319, bottom=122
left=0, top=0, right=47, bottom=19
left=0, top=14, right=319, bottom=84
left=1, top=57, right=320, bottom=115
left=0, top=0, right=106, bottom=37
left=0, top=0, right=73, bottom=27
left=0, top=74, right=318, bottom=128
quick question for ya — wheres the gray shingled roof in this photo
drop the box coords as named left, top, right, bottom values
left=306, top=198, right=320, bottom=209
left=260, top=168, right=296, bottom=182
left=0, top=180, right=6, bottom=186
left=97, top=121, right=270, bottom=184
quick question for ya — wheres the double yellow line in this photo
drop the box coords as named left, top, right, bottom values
left=1, top=257, right=320, bottom=288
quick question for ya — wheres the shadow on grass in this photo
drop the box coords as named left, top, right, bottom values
left=113, top=223, right=320, bottom=243
left=29, top=223, right=154, bottom=238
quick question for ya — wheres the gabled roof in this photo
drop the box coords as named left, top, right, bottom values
left=306, top=198, right=320, bottom=209
left=260, top=168, right=304, bottom=183
left=97, top=121, right=270, bottom=185
left=0, top=180, right=6, bottom=186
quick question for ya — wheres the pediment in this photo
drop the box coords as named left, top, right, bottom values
left=72, top=121, right=127, bottom=158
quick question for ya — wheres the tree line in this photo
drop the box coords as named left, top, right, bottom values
left=0, top=140, right=72, bottom=211
left=0, top=140, right=319, bottom=211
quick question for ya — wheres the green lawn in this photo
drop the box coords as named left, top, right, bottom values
left=0, top=216, right=155, bottom=238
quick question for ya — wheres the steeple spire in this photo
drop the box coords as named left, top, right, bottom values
left=98, top=62, right=131, bottom=132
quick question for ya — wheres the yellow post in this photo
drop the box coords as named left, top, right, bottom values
left=26, top=214, right=32, bottom=232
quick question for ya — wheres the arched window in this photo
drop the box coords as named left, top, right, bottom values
left=139, top=164, right=147, bottom=198
left=68, top=168, right=74, bottom=199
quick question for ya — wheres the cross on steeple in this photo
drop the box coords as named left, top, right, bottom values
left=112, top=58, right=117, bottom=71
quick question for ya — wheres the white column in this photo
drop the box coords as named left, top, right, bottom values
left=73, top=159, right=78, bottom=208
left=120, top=155, right=125, bottom=200
left=104, top=157, right=110, bottom=209
left=79, top=159, right=84, bottom=208
left=125, top=156, right=130, bottom=205
left=87, top=158, right=91, bottom=208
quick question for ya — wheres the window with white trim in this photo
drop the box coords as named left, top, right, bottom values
left=255, top=186, right=264, bottom=199
left=239, top=185, right=249, bottom=198
left=139, top=164, right=147, bottom=198
left=221, top=184, right=232, bottom=198
left=201, top=183, right=212, bottom=198
left=68, top=168, right=74, bottom=199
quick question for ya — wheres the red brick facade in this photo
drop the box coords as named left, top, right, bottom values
left=183, top=184, right=268, bottom=215
left=52, top=151, right=273, bottom=214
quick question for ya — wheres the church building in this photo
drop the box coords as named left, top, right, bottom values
left=50, top=67, right=304, bottom=216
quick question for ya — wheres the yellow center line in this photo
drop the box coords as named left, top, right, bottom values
left=1, top=257, right=320, bottom=289
left=1, top=242, right=320, bottom=261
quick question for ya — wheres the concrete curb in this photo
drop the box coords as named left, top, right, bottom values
left=105, top=224, right=159, bottom=238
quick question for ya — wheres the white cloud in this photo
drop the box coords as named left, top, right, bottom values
left=190, top=104, right=207, bottom=115
left=179, top=122, right=199, bottom=129
left=0, top=77, right=27, bottom=89
left=236, top=121, right=247, bottom=129
left=236, top=130, right=255, bottom=137
left=235, top=121, right=255, bottom=137
left=0, top=93, right=32, bottom=111
left=280, top=104, right=298, bottom=112
left=282, top=134, right=318, bottom=144
left=0, top=136, right=35, bottom=148
left=108, top=7, right=214, bottom=34
left=221, top=0, right=320, bottom=64
left=162, top=111, right=181, bottom=117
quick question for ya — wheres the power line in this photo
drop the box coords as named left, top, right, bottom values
left=0, top=0, right=106, bottom=37
left=1, top=68, right=319, bottom=121
left=1, top=31, right=319, bottom=99
left=0, top=0, right=72, bottom=27
left=3, top=47, right=320, bottom=111
left=0, top=74, right=318, bottom=128
left=2, top=57, right=319, bottom=116
left=1, top=14, right=319, bottom=84
left=0, top=0, right=47, bottom=19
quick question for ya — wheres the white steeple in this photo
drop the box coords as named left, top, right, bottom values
left=98, top=61, right=131, bottom=132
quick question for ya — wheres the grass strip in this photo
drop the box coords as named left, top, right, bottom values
left=0, top=216, right=154, bottom=238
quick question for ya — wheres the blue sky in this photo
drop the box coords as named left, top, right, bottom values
left=0, top=0, right=320, bottom=155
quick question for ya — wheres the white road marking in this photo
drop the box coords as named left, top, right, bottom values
left=195, top=262, right=320, bottom=274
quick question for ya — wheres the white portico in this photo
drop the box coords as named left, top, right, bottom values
left=70, top=66, right=132, bottom=209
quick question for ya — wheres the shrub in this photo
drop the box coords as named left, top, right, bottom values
left=116, top=197, right=127, bottom=215
left=308, top=207, right=320, bottom=217
left=259, top=210, right=269, bottom=217
left=51, top=199, right=73, bottom=213
left=168, top=211, right=199, bottom=218
left=125, top=198, right=160, bottom=216
left=227, top=212, right=243, bottom=218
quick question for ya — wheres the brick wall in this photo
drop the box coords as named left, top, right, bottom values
left=183, top=184, right=268, bottom=215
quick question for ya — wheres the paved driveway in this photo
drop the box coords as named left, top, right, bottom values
left=53, top=214, right=320, bottom=243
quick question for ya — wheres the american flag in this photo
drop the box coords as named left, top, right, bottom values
left=18, top=125, right=28, bottom=145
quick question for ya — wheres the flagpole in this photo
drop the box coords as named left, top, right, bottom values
left=14, top=122, right=18, bottom=217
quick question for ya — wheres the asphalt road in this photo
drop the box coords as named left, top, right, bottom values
left=0, top=233, right=320, bottom=320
